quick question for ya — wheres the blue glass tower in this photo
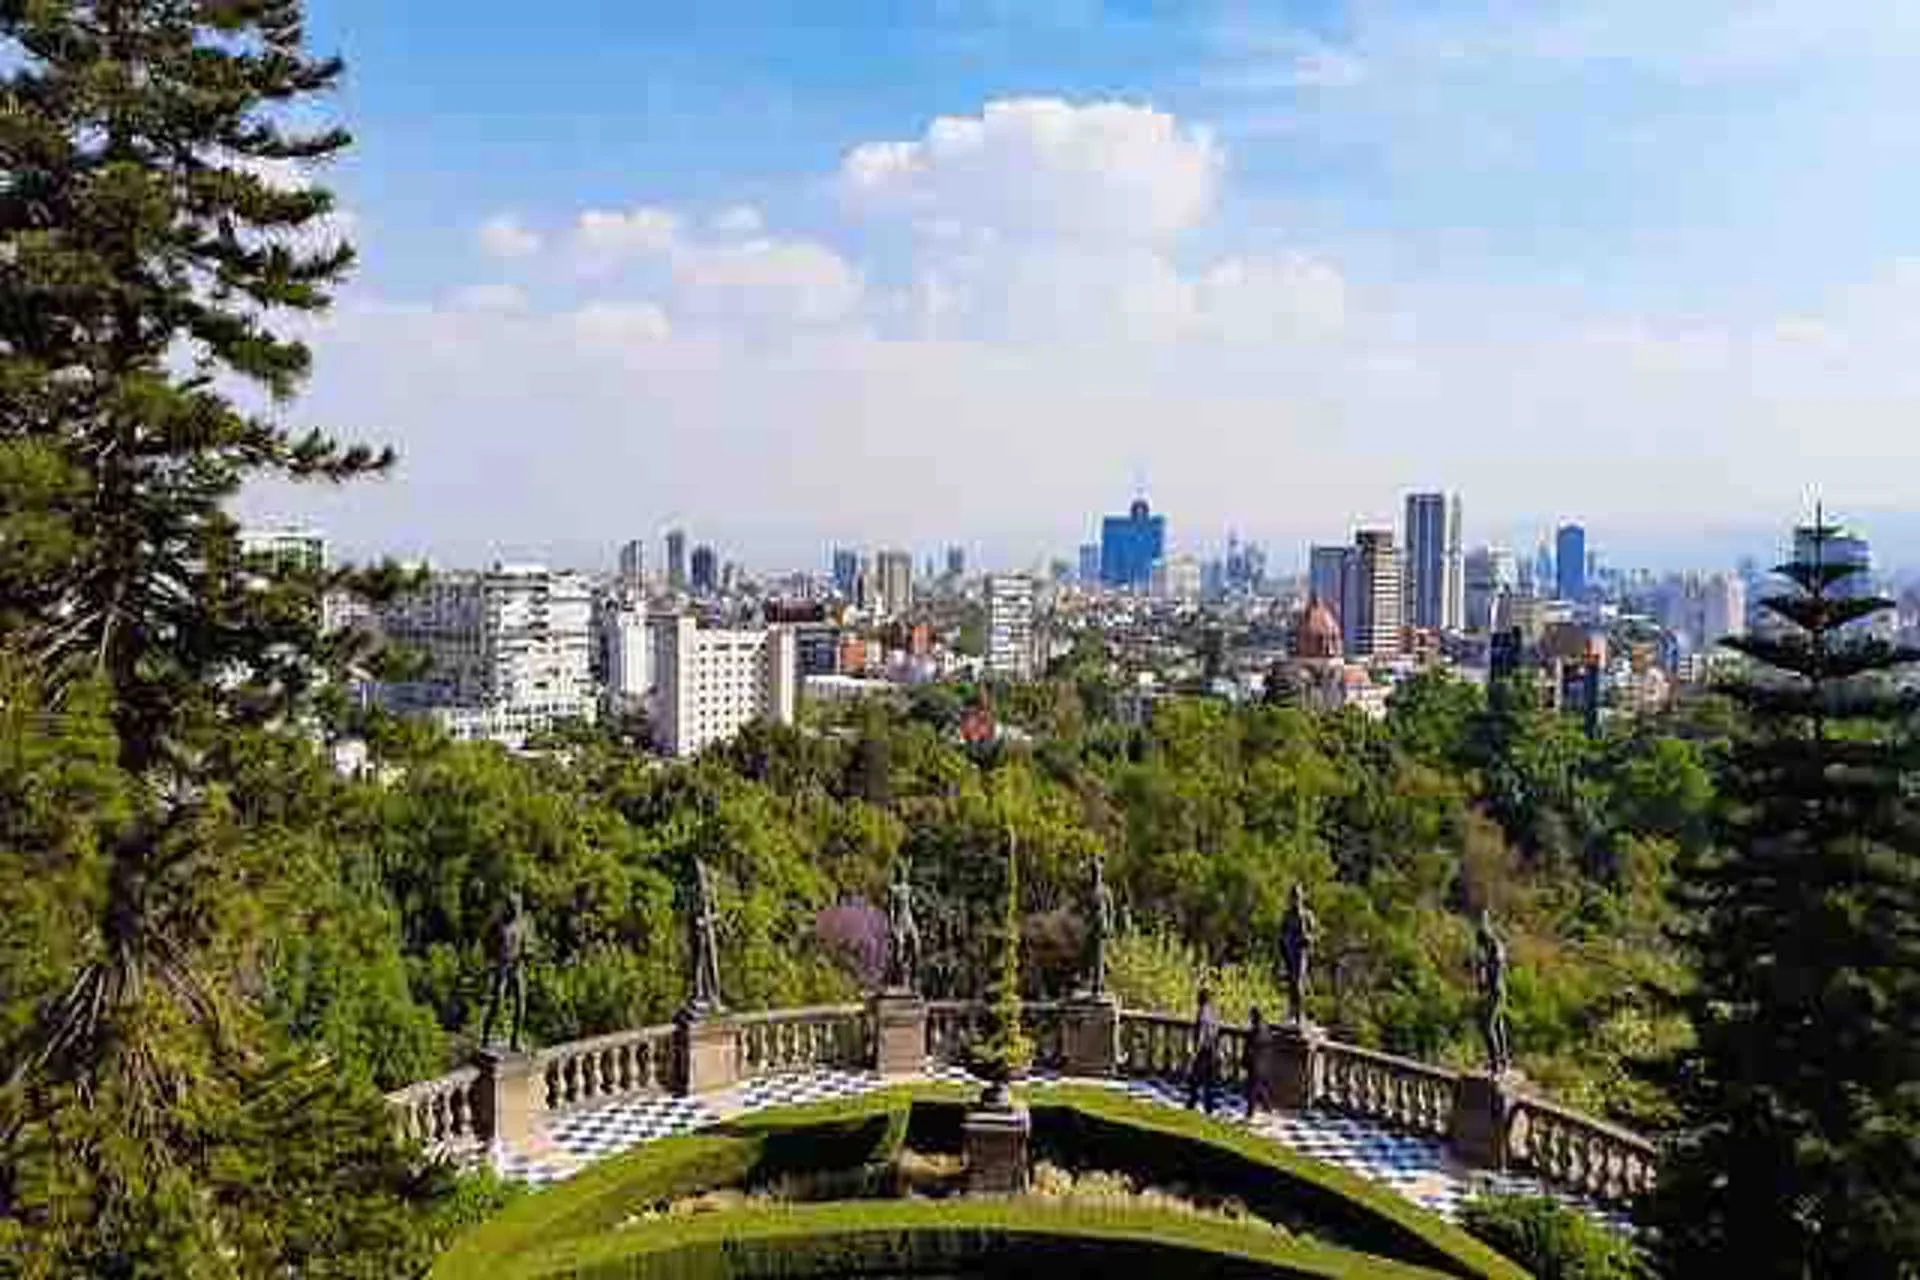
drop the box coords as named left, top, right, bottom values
left=1555, top=523, right=1586, bottom=602
left=1100, top=498, right=1165, bottom=590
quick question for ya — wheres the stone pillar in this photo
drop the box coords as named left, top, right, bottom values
left=475, top=1048, right=542, bottom=1153
left=963, top=1103, right=1032, bottom=1194
left=1265, top=1022, right=1322, bottom=1111
left=1449, top=1071, right=1522, bottom=1171
left=674, top=1010, right=740, bottom=1097
left=1059, top=996, right=1120, bottom=1077
left=870, top=992, right=928, bottom=1077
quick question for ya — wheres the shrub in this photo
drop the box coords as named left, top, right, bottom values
left=1459, top=1195, right=1646, bottom=1280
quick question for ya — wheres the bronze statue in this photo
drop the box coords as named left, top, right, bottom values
left=1086, top=853, right=1114, bottom=998
left=1279, top=883, right=1317, bottom=1026
left=1475, top=908, right=1512, bottom=1076
left=885, top=858, right=922, bottom=993
left=480, top=888, right=530, bottom=1052
left=688, top=856, right=724, bottom=1013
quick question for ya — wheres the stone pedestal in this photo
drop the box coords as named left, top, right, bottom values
left=475, top=1048, right=542, bottom=1151
left=1263, top=1022, right=1323, bottom=1112
left=1059, top=996, right=1120, bottom=1077
left=1449, top=1071, right=1524, bottom=1171
left=674, top=1010, right=740, bottom=1097
left=963, top=1103, right=1032, bottom=1194
left=870, top=991, right=928, bottom=1076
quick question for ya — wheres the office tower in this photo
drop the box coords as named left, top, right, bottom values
left=1308, top=544, right=1352, bottom=636
left=1351, top=529, right=1402, bottom=658
left=1529, top=540, right=1554, bottom=598
left=1077, top=543, right=1101, bottom=585
left=946, top=545, right=966, bottom=578
left=689, top=543, right=718, bottom=595
left=1702, top=572, right=1748, bottom=645
left=985, top=574, right=1035, bottom=680
left=831, top=547, right=859, bottom=597
left=666, top=529, right=688, bottom=592
left=599, top=602, right=649, bottom=710
left=1100, top=495, right=1166, bottom=590
left=1152, top=554, right=1202, bottom=601
left=617, top=539, right=645, bottom=595
left=1464, top=545, right=1518, bottom=633
left=875, top=549, right=914, bottom=618
left=649, top=613, right=797, bottom=757
left=238, top=525, right=327, bottom=574
left=1555, top=524, right=1586, bottom=602
left=1445, top=495, right=1465, bottom=631
left=1402, top=492, right=1450, bottom=631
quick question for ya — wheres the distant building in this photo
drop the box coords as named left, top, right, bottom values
left=1446, top=495, right=1465, bottom=631
left=1100, top=497, right=1165, bottom=590
left=875, top=549, right=914, bottom=618
left=831, top=547, right=859, bottom=597
left=1463, top=546, right=1518, bottom=633
left=689, top=543, right=718, bottom=595
left=617, top=539, right=645, bottom=595
left=1402, top=493, right=1457, bottom=632
left=239, top=525, right=327, bottom=574
left=1152, top=554, right=1202, bottom=602
left=1309, top=545, right=1352, bottom=638
left=1077, top=542, right=1102, bottom=585
left=1702, top=572, right=1747, bottom=646
left=1555, top=524, right=1586, bottom=602
left=650, top=613, right=796, bottom=757
left=666, top=529, right=688, bottom=592
left=1350, top=529, right=1402, bottom=659
left=945, top=545, right=966, bottom=578
left=985, top=574, right=1035, bottom=680
left=599, top=603, right=649, bottom=710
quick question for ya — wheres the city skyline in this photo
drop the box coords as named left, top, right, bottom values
left=238, top=3, right=1920, bottom=571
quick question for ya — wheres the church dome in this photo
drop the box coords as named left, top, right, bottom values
left=1294, top=596, right=1342, bottom=660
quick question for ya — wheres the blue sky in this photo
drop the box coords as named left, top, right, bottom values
left=251, top=1, right=1920, bottom=572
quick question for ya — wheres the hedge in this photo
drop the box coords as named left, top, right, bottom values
left=435, top=1085, right=1527, bottom=1280
left=486, top=1199, right=1467, bottom=1279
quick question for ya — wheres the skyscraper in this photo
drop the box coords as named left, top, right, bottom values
left=1555, top=524, right=1586, bottom=602
left=1351, top=529, right=1402, bottom=658
left=875, top=550, right=914, bottom=618
left=689, top=543, right=718, bottom=595
left=831, top=547, right=859, bottom=597
left=1403, top=492, right=1451, bottom=632
left=617, top=539, right=644, bottom=594
left=945, top=545, right=966, bottom=578
left=1445, top=495, right=1465, bottom=632
left=1309, top=544, right=1352, bottom=640
left=1077, top=543, right=1101, bottom=585
left=1464, top=546, right=1518, bottom=633
left=666, top=528, right=688, bottom=592
left=1100, top=496, right=1165, bottom=590
left=985, top=574, right=1035, bottom=680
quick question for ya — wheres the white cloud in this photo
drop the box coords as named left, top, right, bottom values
left=476, top=214, right=542, bottom=260
left=840, top=98, right=1224, bottom=242
left=449, top=283, right=529, bottom=312
left=711, top=204, right=765, bottom=236
left=573, top=206, right=683, bottom=267
left=674, top=237, right=863, bottom=328
left=1193, top=254, right=1348, bottom=343
left=571, top=300, right=673, bottom=347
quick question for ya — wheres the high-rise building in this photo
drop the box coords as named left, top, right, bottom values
left=945, top=545, right=966, bottom=578
left=617, top=539, right=645, bottom=595
left=1077, top=543, right=1101, bottom=585
left=666, top=529, right=688, bottom=592
left=649, top=613, right=796, bottom=757
left=1100, top=496, right=1165, bottom=590
left=985, top=574, right=1035, bottom=680
left=1702, top=572, right=1748, bottom=646
left=599, top=602, right=649, bottom=710
left=1403, top=493, right=1451, bottom=632
left=1555, top=524, right=1586, bottom=603
left=1463, top=546, right=1518, bottom=634
left=875, top=549, right=914, bottom=618
left=1152, top=554, right=1202, bottom=601
left=1351, top=529, right=1402, bottom=658
left=831, top=547, right=859, bottom=597
left=1309, top=544, right=1353, bottom=638
left=1445, top=495, right=1465, bottom=631
left=689, top=543, right=718, bottom=595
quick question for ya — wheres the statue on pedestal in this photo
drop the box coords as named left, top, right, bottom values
left=687, top=856, right=724, bottom=1014
left=1279, top=883, right=1317, bottom=1027
left=481, top=888, right=530, bottom=1052
left=885, top=858, right=922, bottom=994
left=1474, top=908, right=1512, bottom=1076
left=1086, top=853, right=1114, bottom=998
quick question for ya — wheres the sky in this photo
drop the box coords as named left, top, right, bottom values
left=240, top=0, right=1920, bottom=574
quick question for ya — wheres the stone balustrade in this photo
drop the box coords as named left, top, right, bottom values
left=388, top=998, right=1660, bottom=1208
left=1316, top=1040, right=1457, bottom=1138
left=538, top=1023, right=677, bottom=1116
left=388, top=1066, right=482, bottom=1153
left=1508, top=1093, right=1659, bottom=1206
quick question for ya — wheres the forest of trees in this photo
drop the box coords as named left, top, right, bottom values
left=4, top=2, right=1919, bottom=1275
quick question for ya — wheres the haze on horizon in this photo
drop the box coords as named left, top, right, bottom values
left=245, top=1, right=1920, bottom=575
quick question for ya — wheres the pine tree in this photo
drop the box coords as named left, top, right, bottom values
left=1645, top=515, right=1920, bottom=1274
left=972, top=823, right=1032, bottom=1105
left=0, top=2, right=433, bottom=1270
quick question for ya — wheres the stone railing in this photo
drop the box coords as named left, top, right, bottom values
left=1316, top=1040, right=1457, bottom=1138
left=388, top=1065, right=482, bottom=1153
left=922, top=998, right=1070, bottom=1071
left=538, top=1023, right=677, bottom=1116
left=1117, top=1010, right=1191, bottom=1078
left=1508, top=1093, right=1659, bottom=1206
left=734, top=1004, right=870, bottom=1078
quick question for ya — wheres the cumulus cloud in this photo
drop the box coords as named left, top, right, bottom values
left=674, top=237, right=863, bottom=328
left=1193, top=254, right=1349, bottom=343
left=449, top=282, right=529, bottom=311
left=573, top=206, right=682, bottom=267
left=711, top=204, right=766, bottom=236
left=840, top=98, right=1223, bottom=242
left=476, top=214, right=542, bottom=259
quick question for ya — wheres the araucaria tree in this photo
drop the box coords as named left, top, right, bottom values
left=0, top=2, right=435, bottom=1273
left=1646, top=516, right=1920, bottom=1274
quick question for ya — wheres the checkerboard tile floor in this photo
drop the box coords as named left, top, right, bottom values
left=483, top=1066, right=1631, bottom=1232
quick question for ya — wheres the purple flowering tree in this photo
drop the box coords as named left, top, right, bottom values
left=815, top=898, right=888, bottom=991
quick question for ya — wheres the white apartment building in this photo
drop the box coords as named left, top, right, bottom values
left=650, top=613, right=797, bottom=757
left=985, top=574, right=1035, bottom=680
left=1151, top=555, right=1203, bottom=602
left=599, top=603, right=650, bottom=711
